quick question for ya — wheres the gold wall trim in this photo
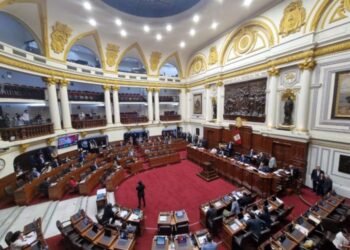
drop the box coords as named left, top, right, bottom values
left=115, top=42, right=149, bottom=75
left=311, top=139, right=350, bottom=151
left=310, top=0, right=333, bottom=32
left=156, top=52, right=184, bottom=79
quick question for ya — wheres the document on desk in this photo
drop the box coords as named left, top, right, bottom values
left=234, top=219, right=243, bottom=227
left=119, top=210, right=128, bottom=218
left=214, top=201, right=223, bottom=207
left=295, top=224, right=309, bottom=236
left=230, top=222, right=240, bottom=231
left=129, top=213, right=139, bottom=221
left=276, top=197, right=284, bottom=204
left=159, top=215, right=168, bottom=222
left=308, top=214, right=321, bottom=225
left=24, top=231, right=37, bottom=245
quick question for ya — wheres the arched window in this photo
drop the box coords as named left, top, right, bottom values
left=0, top=11, right=41, bottom=54
left=119, top=57, right=146, bottom=74
left=67, top=44, right=101, bottom=68
left=159, top=63, right=179, bottom=77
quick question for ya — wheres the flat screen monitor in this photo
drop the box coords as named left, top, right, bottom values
left=57, top=134, right=79, bottom=149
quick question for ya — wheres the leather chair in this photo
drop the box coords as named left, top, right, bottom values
left=5, top=231, right=13, bottom=246
left=176, top=223, right=189, bottom=234
left=252, top=228, right=271, bottom=245
left=158, top=225, right=172, bottom=235
left=320, top=216, right=346, bottom=233
left=56, top=220, right=74, bottom=237
left=210, top=215, right=223, bottom=236
left=270, top=220, right=281, bottom=233
left=4, top=185, right=15, bottom=197
left=233, top=231, right=253, bottom=249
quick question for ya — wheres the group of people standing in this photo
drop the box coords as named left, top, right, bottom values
left=311, top=166, right=333, bottom=196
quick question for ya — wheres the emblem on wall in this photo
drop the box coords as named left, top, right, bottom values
left=279, top=0, right=306, bottom=37
left=50, top=22, right=73, bottom=54
left=233, top=28, right=257, bottom=55
left=106, top=43, right=119, bottom=67
left=208, top=47, right=218, bottom=65
left=281, top=70, right=299, bottom=87
left=150, top=51, right=162, bottom=72
left=189, top=55, right=206, bottom=76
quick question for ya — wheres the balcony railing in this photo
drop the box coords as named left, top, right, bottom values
left=0, top=123, right=54, bottom=141
left=120, top=116, right=148, bottom=124
left=68, top=90, right=104, bottom=102
left=0, top=83, right=45, bottom=100
left=160, top=115, right=182, bottom=122
left=72, top=119, right=107, bottom=129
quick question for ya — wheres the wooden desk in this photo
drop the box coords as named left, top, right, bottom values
left=73, top=217, right=92, bottom=234
left=158, top=212, right=173, bottom=225
left=96, top=230, right=118, bottom=249
left=126, top=161, right=143, bottom=174
left=151, top=236, right=169, bottom=250
left=149, top=153, right=181, bottom=168
left=82, top=225, right=103, bottom=242
left=174, top=210, right=189, bottom=225
left=222, top=218, right=246, bottom=249
left=106, top=168, right=126, bottom=192
left=193, top=229, right=209, bottom=249
left=127, top=210, right=145, bottom=236
left=285, top=226, right=307, bottom=244
left=79, top=163, right=113, bottom=195
left=114, top=237, right=135, bottom=250
left=174, top=234, right=194, bottom=250
left=22, top=218, right=48, bottom=250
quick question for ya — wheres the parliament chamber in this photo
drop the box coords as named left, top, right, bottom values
left=0, top=0, right=350, bottom=249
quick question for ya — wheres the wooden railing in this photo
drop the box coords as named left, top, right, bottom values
left=160, top=115, right=181, bottom=121
left=120, top=116, right=148, bottom=124
left=0, top=123, right=54, bottom=141
left=72, top=119, right=107, bottom=129
left=0, top=83, right=45, bottom=100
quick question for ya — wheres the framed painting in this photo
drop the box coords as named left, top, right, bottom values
left=332, top=71, right=350, bottom=119
left=193, top=93, right=202, bottom=115
left=338, top=154, right=350, bottom=175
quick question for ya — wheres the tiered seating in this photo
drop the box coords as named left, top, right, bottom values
left=159, top=95, right=179, bottom=102
left=119, top=93, right=146, bottom=102
left=0, top=83, right=45, bottom=99
left=160, top=111, right=181, bottom=121
left=120, top=112, right=148, bottom=124
left=68, top=90, right=104, bottom=102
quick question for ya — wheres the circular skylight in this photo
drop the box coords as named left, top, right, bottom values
left=102, top=0, right=201, bottom=18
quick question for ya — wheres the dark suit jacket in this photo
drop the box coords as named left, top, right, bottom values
left=323, top=179, right=332, bottom=194
left=246, top=218, right=265, bottom=237
left=311, top=169, right=324, bottom=181
left=290, top=168, right=299, bottom=180
left=102, top=207, right=114, bottom=224
left=206, top=207, right=217, bottom=221
left=258, top=211, right=271, bottom=227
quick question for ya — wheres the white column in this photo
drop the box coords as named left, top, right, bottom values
left=112, top=86, right=120, bottom=124
left=205, top=85, right=211, bottom=122
left=216, top=82, right=224, bottom=123
left=59, top=80, right=72, bottom=129
left=154, top=88, right=160, bottom=123
left=103, top=85, right=113, bottom=125
left=296, top=59, right=316, bottom=131
left=186, top=89, right=191, bottom=121
left=179, top=89, right=186, bottom=121
left=147, top=88, right=154, bottom=122
left=44, top=78, right=61, bottom=130
left=266, top=68, right=280, bottom=128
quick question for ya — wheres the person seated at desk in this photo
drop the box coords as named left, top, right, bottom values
left=217, top=147, right=225, bottom=156
left=206, top=204, right=218, bottom=231
left=69, top=177, right=78, bottom=193
left=112, top=160, right=120, bottom=169
left=90, top=160, right=98, bottom=171
left=51, top=159, right=59, bottom=169
left=78, top=150, right=85, bottom=164
left=323, top=175, right=333, bottom=195
left=10, top=230, right=37, bottom=250
left=197, top=139, right=204, bottom=147
left=31, top=168, right=40, bottom=179
left=258, top=162, right=270, bottom=173
left=258, top=205, right=271, bottom=228
left=268, top=154, right=277, bottom=171
left=332, top=229, right=350, bottom=250
left=249, top=148, right=256, bottom=158
left=128, top=149, right=135, bottom=157
left=231, top=197, right=240, bottom=215
left=202, top=235, right=218, bottom=250
left=238, top=192, right=253, bottom=208
left=239, top=154, right=247, bottom=163
left=69, top=164, right=77, bottom=172
left=37, top=153, right=46, bottom=170
left=246, top=212, right=267, bottom=238
left=210, top=148, right=217, bottom=154
left=101, top=203, right=115, bottom=225
left=226, top=141, right=234, bottom=157
left=287, top=164, right=299, bottom=181
left=257, top=152, right=266, bottom=165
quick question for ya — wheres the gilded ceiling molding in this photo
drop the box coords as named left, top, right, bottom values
left=187, top=53, right=207, bottom=77
left=50, top=22, right=72, bottom=54
left=329, top=1, right=348, bottom=25
left=345, top=0, right=350, bottom=11
left=309, top=0, right=333, bottom=32
left=115, top=42, right=149, bottom=75
left=279, top=0, right=306, bottom=37
left=157, top=52, right=184, bottom=78
left=63, top=30, right=106, bottom=70
left=105, top=43, right=119, bottom=68
left=150, top=51, right=162, bottom=72
left=220, top=19, right=277, bottom=66
left=208, top=47, right=218, bottom=65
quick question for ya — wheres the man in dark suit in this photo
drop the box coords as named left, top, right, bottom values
left=323, top=175, right=333, bottom=195
left=311, top=166, right=324, bottom=192
left=101, top=203, right=115, bottom=224
left=246, top=212, right=266, bottom=238
left=238, top=192, right=253, bottom=207
left=206, top=204, right=217, bottom=232
left=136, top=181, right=146, bottom=208
left=258, top=206, right=272, bottom=228
left=226, top=141, right=234, bottom=157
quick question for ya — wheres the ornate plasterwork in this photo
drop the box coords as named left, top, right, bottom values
left=281, top=88, right=297, bottom=101
left=150, top=51, right=162, bottom=72
left=106, top=43, right=119, bottom=67
left=233, top=28, right=257, bottom=55
left=281, top=70, right=299, bottom=88
left=50, top=22, right=72, bottom=54
left=344, top=0, right=350, bottom=11
left=208, top=47, right=218, bottom=65
left=188, top=55, right=207, bottom=76
left=279, top=0, right=306, bottom=36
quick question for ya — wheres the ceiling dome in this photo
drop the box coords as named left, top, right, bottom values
left=102, top=0, right=201, bottom=18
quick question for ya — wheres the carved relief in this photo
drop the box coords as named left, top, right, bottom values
left=224, top=78, right=267, bottom=122
left=281, top=69, right=299, bottom=87
left=344, top=0, right=350, bottom=12
left=50, top=22, right=72, bottom=54
left=150, top=51, right=162, bottom=71
left=233, top=28, right=257, bottom=55
left=279, top=0, right=306, bottom=37
left=189, top=55, right=206, bottom=76
left=106, top=43, right=119, bottom=67
left=208, top=47, right=218, bottom=65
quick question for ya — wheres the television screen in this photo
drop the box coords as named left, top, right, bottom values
left=57, top=134, right=79, bottom=149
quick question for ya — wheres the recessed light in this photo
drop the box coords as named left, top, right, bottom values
left=83, top=1, right=92, bottom=10
left=243, top=0, right=253, bottom=7
left=166, top=24, right=172, bottom=32
left=179, top=41, right=186, bottom=48
left=115, top=18, right=122, bottom=26
left=193, top=14, right=200, bottom=23
left=120, top=29, right=127, bottom=37
left=88, top=18, right=96, bottom=27
left=189, top=29, right=196, bottom=36
left=211, top=21, right=218, bottom=30
left=156, top=33, right=162, bottom=41
left=143, top=25, right=150, bottom=33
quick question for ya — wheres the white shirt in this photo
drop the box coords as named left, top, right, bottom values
left=333, top=231, right=349, bottom=249
left=11, top=232, right=37, bottom=250
left=22, top=112, right=29, bottom=121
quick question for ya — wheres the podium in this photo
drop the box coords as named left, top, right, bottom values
left=197, top=161, right=219, bottom=182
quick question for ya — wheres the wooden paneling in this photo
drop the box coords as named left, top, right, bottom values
left=0, top=173, right=16, bottom=199
left=203, top=127, right=222, bottom=149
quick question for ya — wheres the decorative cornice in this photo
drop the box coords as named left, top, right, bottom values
left=267, top=67, right=280, bottom=77
left=146, top=87, right=153, bottom=92
left=298, top=58, right=317, bottom=71
left=59, top=79, right=69, bottom=87
left=102, top=85, right=111, bottom=91
left=42, top=77, right=57, bottom=86
left=185, top=88, right=190, bottom=93
left=19, top=143, right=30, bottom=153
left=112, top=85, right=120, bottom=91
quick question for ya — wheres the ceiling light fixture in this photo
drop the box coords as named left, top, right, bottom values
left=120, top=29, right=127, bottom=37
left=143, top=25, right=150, bottom=33
left=156, top=33, right=162, bottom=41
left=115, top=18, right=122, bottom=26
left=166, top=24, right=173, bottom=32
left=83, top=1, right=92, bottom=11
left=179, top=41, right=186, bottom=48
left=88, top=18, right=97, bottom=26
left=189, top=28, right=196, bottom=36
left=193, top=14, right=200, bottom=23
left=211, top=21, right=219, bottom=30
left=243, top=0, right=253, bottom=7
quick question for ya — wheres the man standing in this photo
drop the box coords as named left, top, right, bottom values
left=136, top=181, right=146, bottom=208
left=311, top=166, right=324, bottom=192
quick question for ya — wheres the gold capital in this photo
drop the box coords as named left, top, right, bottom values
left=153, top=88, right=160, bottom=93
left=43, top=77, right=57, bottom=86
left=267, top=67, right=280, bottom=77
left=146, top=87, right=153, bottom=92
left=299, top=58, right=316, bottom=71
left=112, top=85, right=120, bottom=91
left=204, top=84, right=211, bottom=89
left=185, top=88, right=191, bottom=93
left=216, top=81, right=223, bottom=87
left=102, top=85, right=111, bottom=91
left=19, top=143, right=30, bottom=153
left=59, top=79, right=69, bottom=87
left=47, top=137, right=56, bottom=145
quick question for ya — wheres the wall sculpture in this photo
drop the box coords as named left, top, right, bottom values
left=50, top=22, right=72, bottom=54
left=279, top=0, right=306, bottom=36
left=106, top=43, right=119, bottom=67
left=224, top=78, right=267, bottom=122
left=150, top=51, right=162, bottom=72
